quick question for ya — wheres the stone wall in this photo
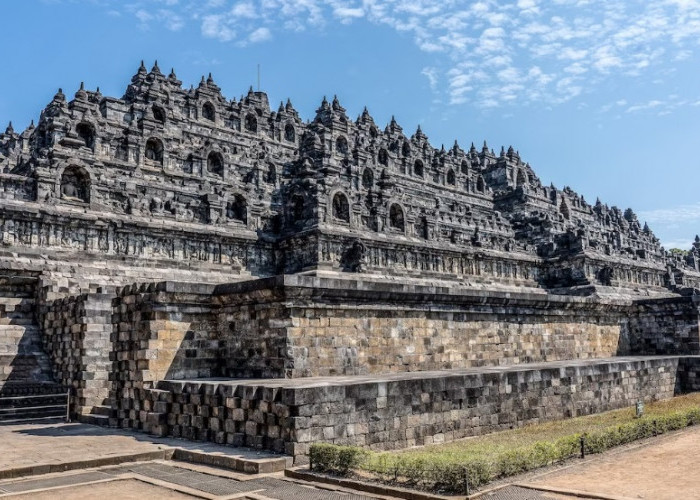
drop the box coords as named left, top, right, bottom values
left=40, top=292, right=113, bottom=414
left=110, top=282, right=218, bottom=428
left=127, top=356, right=698, bottom=462
left=622, top=295, right=700, bottom=355
left=216, top=275, right=637, bottom=378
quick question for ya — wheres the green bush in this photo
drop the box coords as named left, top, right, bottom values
left=310, top=443, right=369, bottom=474
left=308, top=402, right=700, bottom=493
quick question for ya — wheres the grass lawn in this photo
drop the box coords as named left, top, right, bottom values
left=311, top=393, right=700, bottom=493
left=390, top=392, right=700, bottom=463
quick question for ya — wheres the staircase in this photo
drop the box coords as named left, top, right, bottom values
left=0, top=274, right=65, bottom=423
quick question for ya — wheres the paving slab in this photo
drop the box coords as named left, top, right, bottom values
left=0, top=421, right=289, bottom=478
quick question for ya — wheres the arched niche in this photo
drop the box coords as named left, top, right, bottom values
left=378, top=148, right=388, bottom=166
left=336, top=136, right=349, bottom=155
left=414, top=159, right=424, bottom=177
left=245, top=113, right=257, bottom=133
left=332, top=192, right=350, bottom=222
left=284, top=123, right=295, bottom=142
left=389, top=203, right=405, bottom=232
left=145, top=137, right=164, bottom=164
left=227, top=194, right=247, bottom=224
left=75, top=123, right=95, bottom=149
left=447, top=169, right=456, bottom=185
left=60, top=166, right=90, bottom=203
left=202, top=102, right=216, bottom=122
left=152, top=105, right=166, bottom=124
left=207, top=152, right=224, bottom=176
left=362, top=168, right=374, bottom=189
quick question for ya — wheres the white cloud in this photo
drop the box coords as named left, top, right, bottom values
left=111, top=0, right=700, bottom=110
left=201, top=14, right=235, bottom=41
left=248, top=26, right=271, bottom=43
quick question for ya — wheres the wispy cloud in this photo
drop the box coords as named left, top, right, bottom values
left=110, top=0, right=700, bottom=109
left=640, top=202, right=700, bottom=230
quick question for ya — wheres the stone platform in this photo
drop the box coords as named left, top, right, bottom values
left=126, top=356, right=700, bottom=462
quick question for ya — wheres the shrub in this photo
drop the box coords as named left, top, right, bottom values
left=310, top=443, right=369, bottom=474
left=308, top=399, right=700, bottom=493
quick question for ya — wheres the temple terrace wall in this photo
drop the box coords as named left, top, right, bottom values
left=214, top=275, right=700, bottom=378
left=40, top=292, right=113, bottom=415
left=123, top=356, right=700, bottom=462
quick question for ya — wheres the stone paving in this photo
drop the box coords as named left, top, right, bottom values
left=0, top=421, right=287, bottom=474
left=0, top=462, right=385, bottom=499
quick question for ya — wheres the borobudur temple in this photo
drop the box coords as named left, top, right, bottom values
left=1, top=61, right=700, bottom=461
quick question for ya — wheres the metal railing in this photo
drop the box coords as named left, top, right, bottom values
left=0, top=390, right=70, bottom=423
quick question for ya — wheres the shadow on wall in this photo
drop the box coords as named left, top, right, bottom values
left=616, top=295, right=700, bottom=358
left=0, top=272, right=58, bottom=398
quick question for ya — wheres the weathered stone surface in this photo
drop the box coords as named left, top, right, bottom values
left=1, top=64, right=700, bottom=456
left=129, top=356, right=699, bottom=462
left=0, top=63, right=699, bottom=294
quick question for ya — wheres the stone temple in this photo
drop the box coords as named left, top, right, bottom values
left=1, top=61, right=700, bottom=461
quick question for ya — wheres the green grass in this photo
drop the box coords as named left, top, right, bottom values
left=310, top=393, right=700, bottom=493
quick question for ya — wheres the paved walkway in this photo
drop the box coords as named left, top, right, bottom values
left=0, top=462, right=386, bottom=499
left=0, top=421, right=287, bottom=475
left=520, top=426, right=700, bottom=500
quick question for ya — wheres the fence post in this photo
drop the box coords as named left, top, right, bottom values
left=309, top=452, right=313, bottom=471
left=463, top=467, right=471, bottom=496
left=65, top=389, right=71, bottom=423
left=653, top=420, right=657, bottom=437
left=579, top=435, right=585, bottom=459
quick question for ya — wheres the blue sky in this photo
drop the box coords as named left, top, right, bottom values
left=2, top=0, right=700, bottom=249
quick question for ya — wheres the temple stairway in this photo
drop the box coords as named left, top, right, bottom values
left=0, top=273, right=65, bottom=422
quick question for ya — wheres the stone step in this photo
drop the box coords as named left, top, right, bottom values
left=0, top=297, right=34, bottom=306
left=91, top=405, right=112, bottom=417
left=78, top=414, right=111, bottom=426
left=0, top=317, right=35, bottom=326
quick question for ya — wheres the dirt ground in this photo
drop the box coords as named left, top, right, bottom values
left=8, top=479, right=201, bottom=500
left=523, top=426, right=700, bottom=500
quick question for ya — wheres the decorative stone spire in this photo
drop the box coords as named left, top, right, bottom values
left=278, top=101, right=285, bottom=113
left=285, top=98, right=294, bottom=113
left=132, top=60, right=148, bottom=83
left=388, top=115, right=402, bottom=134
left=53, top=88, right=66, bottom=103
left=481, top=140, right=489, bottom=154
left=331, top=95, right=342, bottom=111
left=5, top=121, right=13, bottom=135
left=357, top=106, right=374, bottom=123
left=169, top=68, right=177, bottom=80
left=414, top=124, right=426, bottom=140
left=75, top=82, right=88, bottom=101
left=151, top=60, right=162, bottom=76
left=207, top=72, right=214, bottom=85
left=320, top=96, right=330, bottom=111
left=499, top=146, right=506, bottom=157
